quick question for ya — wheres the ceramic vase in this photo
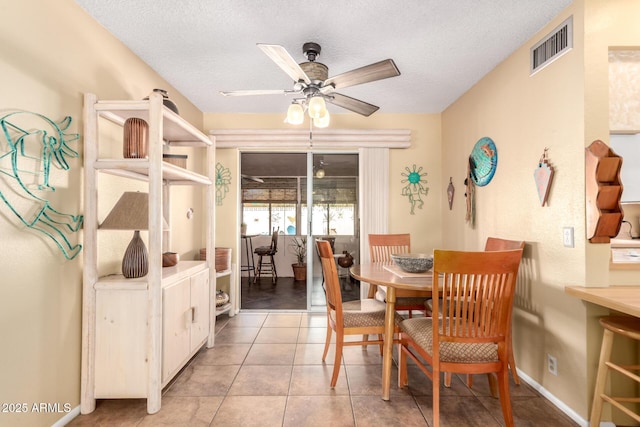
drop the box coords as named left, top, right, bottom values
left=123, top=117, right=148, bottom=158
left=122, top=230, right=148, bottom=278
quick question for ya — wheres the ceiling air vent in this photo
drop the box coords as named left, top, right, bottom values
left=530, top=16, right=573, bottom=75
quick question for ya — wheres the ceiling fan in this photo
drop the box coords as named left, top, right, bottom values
left=220, top=42, right=401, bottom=117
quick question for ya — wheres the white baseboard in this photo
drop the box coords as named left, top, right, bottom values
left=51, top=405, right=80, bottom=426
left=516, top=370, right=615, bottom=427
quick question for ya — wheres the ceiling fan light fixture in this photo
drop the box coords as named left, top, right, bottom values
left=313, top=112, right=330, bottom=128
left=307, top=95, right=327, bottom=119
left=286, top=102, right=304, bottom=124
left=315, top=167, right=325, bottom=178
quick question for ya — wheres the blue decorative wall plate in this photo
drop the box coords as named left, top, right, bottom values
left=469, top=137, right=498, bottom=187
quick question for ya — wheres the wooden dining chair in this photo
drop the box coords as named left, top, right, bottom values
left=398, top=249, right=523, bottom=427
left=317, top=239, right=402, bottom=388
left=368, top=233, right=432, bottom=318
left=484, top=237, right=525, bottom=385
left=439, top=236, right=525, bottom=388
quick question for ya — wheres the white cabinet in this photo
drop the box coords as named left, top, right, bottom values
left=81, top=93, right=216, bottom=415
left=162, top=268, right=210, bottom=381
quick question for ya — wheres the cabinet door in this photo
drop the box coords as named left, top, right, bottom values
left=162, top=277, right=191, bottom=382
left=190, top=269, right=210, bottom=350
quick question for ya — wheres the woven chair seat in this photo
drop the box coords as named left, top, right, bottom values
left=395, top=296, right=430, bottom=307
left=330, top=299, right=404, bottom=328
left=401, top=317, right=498, bottom=363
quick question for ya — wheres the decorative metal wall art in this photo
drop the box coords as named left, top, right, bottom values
left=215, top=162, right=231, bottom=206
left=0, top=111, right=83, bottom=259
left=533, top=148, right=554, bottom=206
left=401, top=164, right=428, bottom=215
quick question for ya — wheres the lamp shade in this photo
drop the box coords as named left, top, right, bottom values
left=100, top=192, right=169, bottom=231
left=314, top=112, right=330, bottom=128
left=286, top=103, right=304, bottom=125
left=100, top=192, right=149, bottom=230
left=307, top=96, right=327, bottom=119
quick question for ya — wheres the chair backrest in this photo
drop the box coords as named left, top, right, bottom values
left=270, top=227, right=279, bottom=252
left=317, top=239, right=343, bottom=320
left=484, top=237, right=525, bottom=252
left=369, top=233, right=411, bottom=262
left=431, top=249, right=523, bottom=356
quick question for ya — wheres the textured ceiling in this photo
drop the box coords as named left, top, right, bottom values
left=74, top=0, right=572, bottom=115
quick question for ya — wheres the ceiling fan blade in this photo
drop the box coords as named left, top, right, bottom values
left=257, top=44, right=311, bottom=85
left=323, top=59, right=400, bottom=90
left=220, top=89, right=295, bottom=97
left=326, top=93, right=380, bottom=117
left=241, top=174, right=264, bottom=183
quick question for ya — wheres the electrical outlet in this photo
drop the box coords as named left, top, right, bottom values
left=563, top=227, right=574, bottom=248
left=547, top=354, right=558, bottom=376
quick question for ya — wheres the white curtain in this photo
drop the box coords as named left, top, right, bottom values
left=359, top=147, right=389, bottom=298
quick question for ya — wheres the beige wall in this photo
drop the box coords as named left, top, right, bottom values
left=442, top=0, right=640, bottom=422
left=0, top=1, right=205, bottom=426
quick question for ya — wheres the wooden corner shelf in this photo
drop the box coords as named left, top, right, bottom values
left=586, top=140, right=624, bottom=243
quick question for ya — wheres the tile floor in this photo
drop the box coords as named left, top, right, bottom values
left=69, top=312, right=579, bottom=426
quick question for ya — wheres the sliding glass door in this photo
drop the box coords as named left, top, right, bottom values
left=304, top=153, right=359, bottom=310
left=239, top=151, right=359, bottom=311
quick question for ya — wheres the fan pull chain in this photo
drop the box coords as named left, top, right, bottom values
left=309, top=118, right=313, bottom=148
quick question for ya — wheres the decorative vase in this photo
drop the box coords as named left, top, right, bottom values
left=122, top=230, right=148, bottom=278
left=144, top=88, right=179, bottom=115
left=123, top=117, right=148, bottom=158
left=162, top=251, right=179, bottom=267
left=216, top=290, right=230, bottom=307
left=337, top=251, right=354, bottom=268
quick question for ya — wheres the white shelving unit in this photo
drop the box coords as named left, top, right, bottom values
left=213, top=264, right=237, bottom=321
left=81, top=93, right=216, bottom=415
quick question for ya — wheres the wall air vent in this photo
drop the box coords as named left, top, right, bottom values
left=530, top=16, right=573, bottom=76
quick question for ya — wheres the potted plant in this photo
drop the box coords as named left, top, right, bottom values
left=289, top=236, right=307, bottom=281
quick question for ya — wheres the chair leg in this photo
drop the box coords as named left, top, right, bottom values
left=331, top=333, right=344, bottom=388
left=322, top=326, right=332, bottom=362
left=362, top=334, right=369, bottom=349
left=433, top=367, right=441, bottom=427
left=253, top=255, right=262, bottom=284
left=590, top=329, right=615, bottom=426
left=398, top=341, right=408, bottom=388
left=487, top=373, right=498, bottom=398
left=497, top=367, right=514, bottom=427
left=508, top=331, right=520, bottom=385
left=269, top=254, right=277, bottom=283
left=444, top=372, right=451, bottom=387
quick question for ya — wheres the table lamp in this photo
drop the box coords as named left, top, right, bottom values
left=100, top=191, right=165, bottom=278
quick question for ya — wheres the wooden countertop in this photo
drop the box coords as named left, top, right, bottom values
left=565, top=285, right=640, bottom=317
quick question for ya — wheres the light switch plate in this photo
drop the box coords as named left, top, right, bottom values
left=563, top=227, right=574, bottom=248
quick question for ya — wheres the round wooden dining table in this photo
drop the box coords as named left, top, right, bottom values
left=350, top=263, right=434, bottom=400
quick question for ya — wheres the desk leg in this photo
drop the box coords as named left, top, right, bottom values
left=382, top=287, right=396, bottom=401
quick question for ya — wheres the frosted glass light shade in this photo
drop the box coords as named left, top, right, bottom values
left=307, top=96, right=327, bottom=119
left=314, top=112, right=330, bottom=128
left=286, top=103, right=304, bottom=124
